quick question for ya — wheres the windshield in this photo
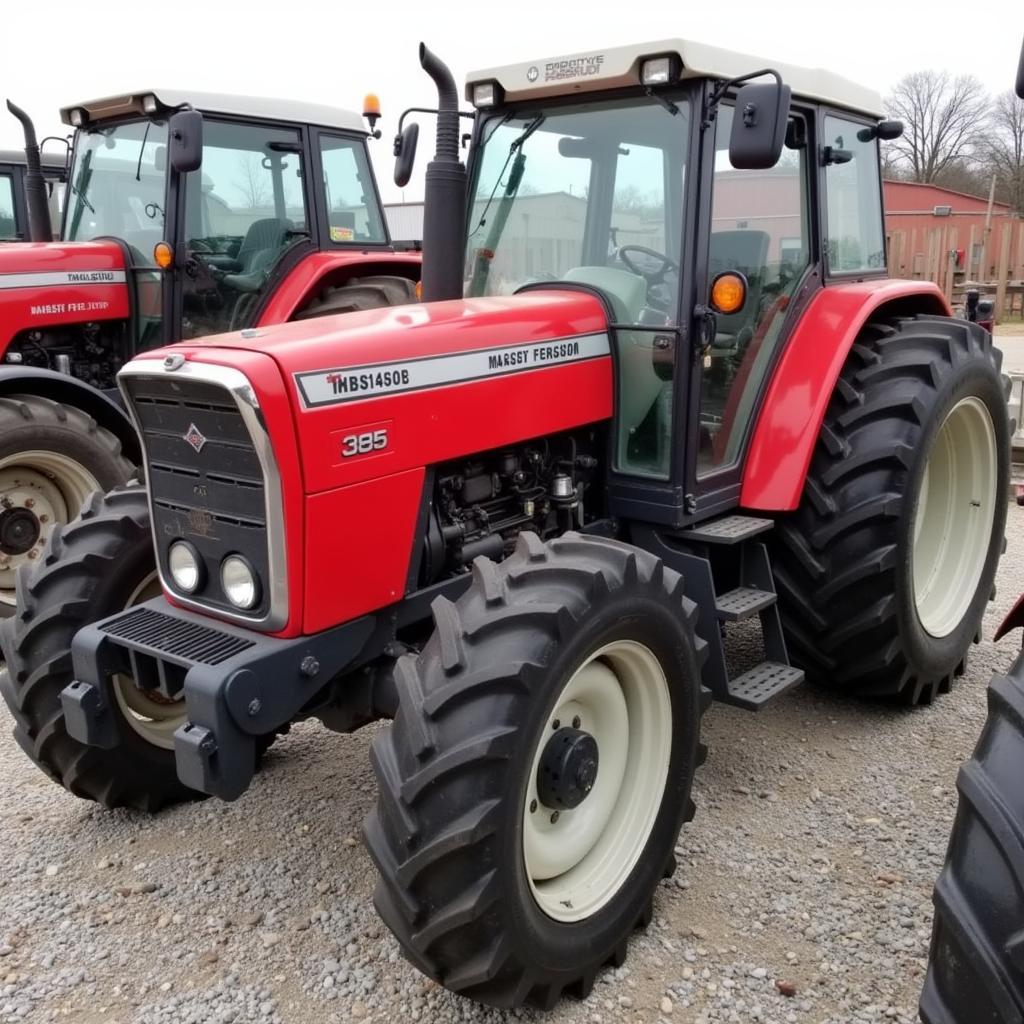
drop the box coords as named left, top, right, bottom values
left=465, top=96, right=688, bottom=322
left=65, top=119, right=168, bottom=253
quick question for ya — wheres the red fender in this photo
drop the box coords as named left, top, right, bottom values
left=995, top=594, right=1024, bottom=642
left=740, top=279, right=950, bottom=511
left=256, top=250, right=421, bottom=325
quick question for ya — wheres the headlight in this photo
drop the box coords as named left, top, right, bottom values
left=168, top=540, right=203, bottom=593
left=142, top=94, right=158, bottom=115
left=221, top=554, right=260, bottom=610
left=69, top=108, right=85, bottom=128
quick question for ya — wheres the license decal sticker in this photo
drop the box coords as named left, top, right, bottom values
left=329, top=226, right=355, bottom=242
left=294, top=332, right=610, bottom=409
left=0, top=269, right=127, bottom=290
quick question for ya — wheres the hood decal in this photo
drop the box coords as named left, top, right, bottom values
left=293, top=331, right=610, bottom=409
left=0, top=269, right=127, bottom=289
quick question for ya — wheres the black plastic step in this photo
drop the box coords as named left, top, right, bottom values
left=723, top=661, right=803, bottom=710
left=683, top=515, right=774, bottom=545
left=715, top=586, right=776, bottom=622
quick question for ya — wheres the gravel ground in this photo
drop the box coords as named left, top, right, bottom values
left=1, top=504, right=1023, bottom=1024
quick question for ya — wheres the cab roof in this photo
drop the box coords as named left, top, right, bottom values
left=467, top=38, right=884, bottom=118
left=60, top=89, right=368, bottom=134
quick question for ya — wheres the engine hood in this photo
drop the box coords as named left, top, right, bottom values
left=135, top=290, right=615, bottom=495
left=0, top=240, right=129, bottom=343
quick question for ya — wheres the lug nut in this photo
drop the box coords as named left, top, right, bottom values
left=27, top=550, right=38, bottom=560
left=550, top=811, right=559, bottom=824
left=529, top=799, right=537, bottom=813
left=572, top=716, right=581, bottom=729
left=552, top=719, right=560, bottom=730
left=39, top=515, right=48, bottom=523
left=24, top=499, right=34, bottom=509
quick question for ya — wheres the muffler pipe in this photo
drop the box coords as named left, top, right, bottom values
left=6, top=101, right=53, bottom=241
left=418, top=43, right=466, bottom=302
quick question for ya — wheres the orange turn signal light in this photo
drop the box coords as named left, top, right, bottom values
left=363, top=92, right=381, bottom=119
left=153, top=241, right=174, bottom=270
left=414, top=280, right=423, bottom=301
left=709, top=272, right=747, bottom=316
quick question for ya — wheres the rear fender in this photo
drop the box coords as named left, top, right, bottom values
left=256, top=251, right=422, bottom=325
left=740, top=280, right=950, bottom=511
left=995, top=594, right=1024, bottom=642
left=0, top=367, right=140, bottom=464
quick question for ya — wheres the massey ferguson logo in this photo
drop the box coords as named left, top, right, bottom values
left=183, top=423, right=207, bottom=453
left=527, top=65, right=539, bottom=82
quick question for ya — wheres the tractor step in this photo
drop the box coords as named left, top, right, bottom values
left=715, top=586, right=776, bottom=622
left=724, top=661, right=804, bottom=711
left=683, top=514, right=774, bottom=545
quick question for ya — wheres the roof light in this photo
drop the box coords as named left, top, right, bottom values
left=471, top=81, right=501, bottom=108
left=641, top=56, right=677, bottom=87
left=363, top=93, right=381, bottom=119
left=69, top=108, right=85, bottom=128
left=142, top=94, right=159, bottom=115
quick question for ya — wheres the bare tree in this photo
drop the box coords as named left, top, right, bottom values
left=233, top=154, right=271, bottom=209
left=985, top=90, right=1024, bottom=214
left=885, top=71, right=988, bottom=183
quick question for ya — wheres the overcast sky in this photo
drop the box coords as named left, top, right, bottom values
left=2, top=0, right=1021, bottom=204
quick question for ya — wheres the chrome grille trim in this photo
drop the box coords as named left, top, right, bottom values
left=118, top=357, right=289, bottom=632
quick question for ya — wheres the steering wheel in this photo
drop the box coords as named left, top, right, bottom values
left=618, top=245, right=679, bottom=286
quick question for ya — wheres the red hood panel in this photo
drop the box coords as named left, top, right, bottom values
left=0, top=240, right=129, bottom=343
left=140, top=291, right=614, bottom=495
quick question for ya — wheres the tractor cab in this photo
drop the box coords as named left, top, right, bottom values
left=454, top=41, right=899, bottom=522
left=0, top=147, right=65, bottom=242
left=59, top=89, right=393, bottom=348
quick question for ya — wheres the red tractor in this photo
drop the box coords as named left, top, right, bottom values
left=0, top=89, right=419, bottom=612
left=0, top=40, right=1011, bottom=1009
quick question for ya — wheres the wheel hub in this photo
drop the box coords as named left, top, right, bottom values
left=0, top=505, right=41, bottom=556
left=537, top=727, right=599, bottom=810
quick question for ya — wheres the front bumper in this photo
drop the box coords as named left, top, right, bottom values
left=63, top=599, right=374, bottom=800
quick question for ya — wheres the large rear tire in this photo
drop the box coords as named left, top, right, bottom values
left=771, top=316, right=1009, bottom=704
left=364, top=532, right=708, bottom=1009
left=920, top=647, right=1024, bottom=1024
left=0, top=394, right=134, bottom=615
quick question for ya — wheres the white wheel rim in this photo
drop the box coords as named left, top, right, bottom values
left=912, top=396, right=998, bottom=638
left=111, top=572, right=186, bottom=750
left=0, top=451, right=101, bottom=607
left=523, top=640, right=672, bottom=923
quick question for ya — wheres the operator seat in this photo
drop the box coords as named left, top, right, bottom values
left=222, top=217, right=288, bottom=294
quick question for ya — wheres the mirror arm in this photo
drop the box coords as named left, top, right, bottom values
left=703, top=68, right=782, bottom=129
left=643, top=86, right=680, bottom=117
left=396, top=106, right=475, bottom=135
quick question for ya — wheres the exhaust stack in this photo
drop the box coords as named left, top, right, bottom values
left=6, top=101, right=53, bottom=242
left=418, top=44, right=466, bottom=302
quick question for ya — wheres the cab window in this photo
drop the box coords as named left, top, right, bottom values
left=0, top=174, right=16, bottom=240
left=182, top=121, right=309, bottom=338
left=319, top=136, right=386, bottom=244
left=823, top=114, right=885, bottom=273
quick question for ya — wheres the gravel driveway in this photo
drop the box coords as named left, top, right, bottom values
left=2, top=504, right=1022, bottom=1024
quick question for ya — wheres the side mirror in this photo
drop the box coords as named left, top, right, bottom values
left=729, top=81, right=792, bottom=169
left=857, top=119, right=903, bottom=143
left=1017, top=36, right=1024, bottom=98
left=168, top=109, right=203, bottom=174
left=394, top=122, right=420, bottom=188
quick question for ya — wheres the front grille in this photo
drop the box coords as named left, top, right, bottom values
left=102, top=606, right=255, bottom=665
left=121, top=374, right=273, bottom=621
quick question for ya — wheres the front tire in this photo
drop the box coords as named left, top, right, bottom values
left=364, top=532, right=708, bottom=1009
left=771, top=317, right=1009, bottom=704
left=0, top=486, right=195, bottom=811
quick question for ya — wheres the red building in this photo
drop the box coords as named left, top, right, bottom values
left=884, top=180, right=1019, bottom=285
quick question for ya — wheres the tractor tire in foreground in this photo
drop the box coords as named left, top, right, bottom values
left=365, top=532, right=708, bottom=1009
left=0, top=487, right=196, bottom=811
left=920, top=647, right=1024, bottom=1024
left=772, top=316, right=1009, bottom=704
left=0, top=394, right=134, bottom=615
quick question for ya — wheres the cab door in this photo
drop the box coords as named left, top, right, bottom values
left=0, top=166, right=28, bottom=240
left=684, top=103, right=817, bottom=515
